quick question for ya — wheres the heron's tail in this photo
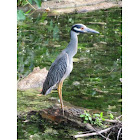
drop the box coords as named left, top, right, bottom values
left=41, top=86, right=53, bottom=95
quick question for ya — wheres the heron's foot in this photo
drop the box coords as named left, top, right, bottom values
left=62, top=108, right=64, bottom=116
left=37, top=94, right=42, bottom=96
left=60, top=105, right=65, bottom=116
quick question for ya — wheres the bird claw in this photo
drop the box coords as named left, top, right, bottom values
left=62, top=109, right=64, bottom=116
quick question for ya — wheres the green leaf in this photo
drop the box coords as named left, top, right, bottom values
left=17, top=10, right=26, bottom=21
left=101, top=118, right=105, bottom=121
left=85, top=117, right=88, bottom=120
left=25, top=9, right=32, bottom=14
left=89, top=116, right=92, bottom=121
left=84, top=121, right=87, bottom=123
left=110, top=113, right=114, bottom=119
left=93, top=114, right=100, bottom=117
left=100, top=112, right=103, bottom=118
left=33, top=0, right=41, bottom=7
left=85, top=113, right=89, bottom=116
left=80, top=114, right=85, bottom=117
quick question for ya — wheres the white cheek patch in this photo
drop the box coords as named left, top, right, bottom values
left=73, top=27, right=82, bottom=32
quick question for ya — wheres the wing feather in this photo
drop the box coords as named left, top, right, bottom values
left=41, top=52, right=68, bottom=95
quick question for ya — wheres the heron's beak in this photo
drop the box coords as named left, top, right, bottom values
left=86, top=28, right=99, bottom=34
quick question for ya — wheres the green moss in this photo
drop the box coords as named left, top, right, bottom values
left=17, top=89, right=52, bottom=113
left=17, top=112, right=80, bottom=140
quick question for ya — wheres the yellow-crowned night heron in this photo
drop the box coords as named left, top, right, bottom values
left=41, top=24, right=99, bottom=114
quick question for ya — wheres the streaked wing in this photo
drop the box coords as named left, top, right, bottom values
left=41, top=52, right=68, bottom=95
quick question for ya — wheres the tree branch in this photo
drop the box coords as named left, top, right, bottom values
left=74, top=126, right=116, bottom=138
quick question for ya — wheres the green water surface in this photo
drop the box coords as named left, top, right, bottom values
left=17, top=7, right=122, bottom=139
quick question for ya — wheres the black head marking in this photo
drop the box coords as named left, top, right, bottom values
left=70, top=24, right=99, bottom=34
left=71, top=24, right=83, bottom=33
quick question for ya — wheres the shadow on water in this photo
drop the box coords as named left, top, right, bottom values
left=17, top=7, right=122, bottom=139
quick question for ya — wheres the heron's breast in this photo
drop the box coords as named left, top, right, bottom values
left=61, top=60, right=73, bottom=81
left=68, top=62, right=73, bottom=74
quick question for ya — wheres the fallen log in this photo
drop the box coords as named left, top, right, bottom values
left=39, top=105, right=96, bottom=131
left=39, top=105, right=122, bottom=139
left=18, top=105, right=122, bottom=139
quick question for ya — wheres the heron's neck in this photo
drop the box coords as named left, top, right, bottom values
left=65, top=31, right=78, bottom=58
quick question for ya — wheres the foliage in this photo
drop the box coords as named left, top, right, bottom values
left=17, top=0, right=27, bottom=7
left=33, top=0, right=41, bottom=7
left=17, top=19, right=59, bottom=79
left=110, top=113, right=114, bottom=119
left=17, top=10, right=26, bottom=21
left=80, top=111, right=93, bottom=124
left=93, top=112, right=105, bottom=127
left=80, top=111, right=114, bottom=127
left=17, top=0, right=42, bottom=21
left=80, top=111, right=105, bottom=126
left=17, top=0, right=41, bottom=7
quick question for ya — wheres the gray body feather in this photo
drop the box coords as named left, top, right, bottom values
left=41, top=52, right=69, bottom=95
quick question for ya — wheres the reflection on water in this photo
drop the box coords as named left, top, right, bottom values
left=18, top=8, right=122, bottom=114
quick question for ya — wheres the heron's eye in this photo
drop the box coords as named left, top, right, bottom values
left=81, top=27, right=84, bottom=30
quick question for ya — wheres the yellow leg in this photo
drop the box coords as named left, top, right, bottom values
left=57, top=81, right=64, bottom=115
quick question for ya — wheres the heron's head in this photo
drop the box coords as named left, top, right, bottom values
left=71, top=24, right=99, bottom=34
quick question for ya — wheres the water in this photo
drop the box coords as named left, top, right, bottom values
left=17, top=7, right=122, bottom=139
